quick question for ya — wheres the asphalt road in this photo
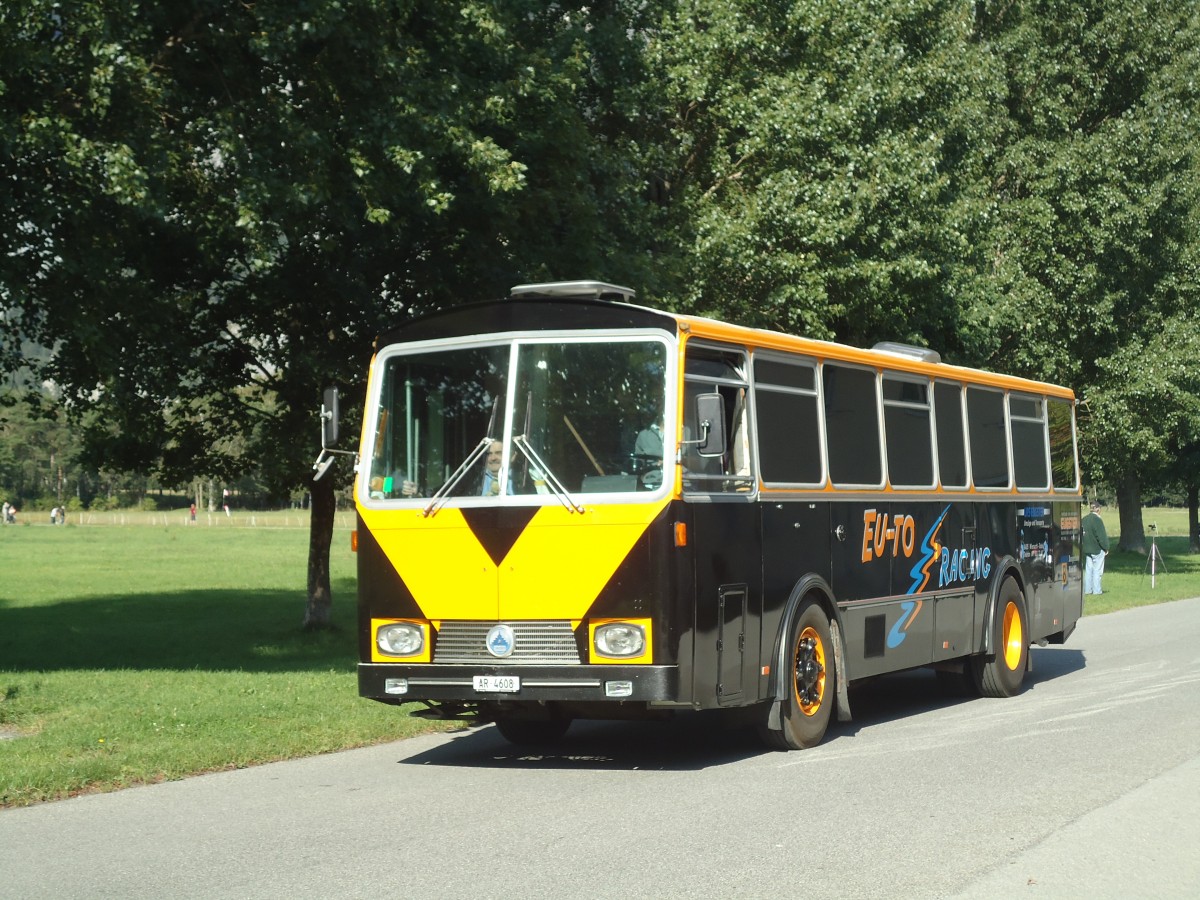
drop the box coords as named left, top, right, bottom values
left=3, top=597, right=1199, bottom=899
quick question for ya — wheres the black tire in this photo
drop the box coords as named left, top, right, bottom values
left=494, top=717, right=572, bottom=747
left=760, top=599, right=836, bottom=750
left=971, top=578, right=1029, bottom=698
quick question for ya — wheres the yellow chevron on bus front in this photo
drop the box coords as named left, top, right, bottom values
left=498, top=501, right=669, bottom=620
left=360, top=507, right=499, bottom=621
left=359, top=500, right=669, bottom=622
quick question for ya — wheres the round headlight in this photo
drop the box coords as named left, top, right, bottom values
left=377, top=623, right=424, bottom=656
left=594, top=623, right=645, bottom=658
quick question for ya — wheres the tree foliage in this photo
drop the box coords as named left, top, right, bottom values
left=646, top=0, right=986, bottom=348
left=2, top=1, right=660, bottom=622
left=950, top=0, right=1200, bottom=547
left=644, top=0, right=1200, bottom=549
left=3, top=1, right=654, bottom=470
left=3, top=0, right=1200, bottom=610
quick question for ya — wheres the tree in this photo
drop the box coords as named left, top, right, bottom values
left=1, top=1, right=661, bottom=625
left=952, top=0, right=1200, bottom=549
left=1169, top=444, right=1200, bottom=554
left=5, top=0, right=1200, bottom=589
left=0, top=390, right=75, bottom=506
left=644, top=0, right=991, bottom=349
left=1083, top=314, right=1200, bottom=549
left=643, top=0, right=1200, bottom=551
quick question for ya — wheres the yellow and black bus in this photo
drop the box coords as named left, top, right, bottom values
left=344, top=280, right=1082, bottom=749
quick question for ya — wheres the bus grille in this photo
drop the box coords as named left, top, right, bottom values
left=432, top=620, right=581, bottom=665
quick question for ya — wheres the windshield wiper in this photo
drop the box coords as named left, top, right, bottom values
left=512, top=435, right=584, bottom=514
left=423, top=398, right=501, bottom=517
left=422, top=436, right=493, bottom=517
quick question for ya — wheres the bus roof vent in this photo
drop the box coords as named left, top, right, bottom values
left=872, top=341, right=942, bottom=365
left=509, top=280, right=636, bottom=302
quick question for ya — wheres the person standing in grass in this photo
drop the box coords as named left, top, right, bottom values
left=1082, top=500, right=1111, bottom=595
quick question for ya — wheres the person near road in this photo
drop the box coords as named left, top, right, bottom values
left=1082, top=500, right=1110, bottom=595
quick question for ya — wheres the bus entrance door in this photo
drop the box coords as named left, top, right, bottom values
left=689, top=502, right=761, bottom=706
left=716, top=584, right=748, bottom=704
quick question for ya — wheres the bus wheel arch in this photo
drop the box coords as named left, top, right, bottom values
left=759, top=577, right=848, bottom=751
left=971, top=568, right=1029, bottom=698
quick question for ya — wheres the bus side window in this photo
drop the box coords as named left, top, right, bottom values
left=823, top=363, right=882, bottom=488
left=882, top=375, right=934, bottom=489
left=934, top=381, right=968, bottom=489
left=1047, top=398, right=1079, bottom=491
left=966, top=386, right=1010, bottom=489
left=728, top=387, right=752, bottom=487
left=1010, top=394, right=1050, bottom=490
left=753, top=357, right=822, bottom=486
left=683, top=346, right=752, bottom=493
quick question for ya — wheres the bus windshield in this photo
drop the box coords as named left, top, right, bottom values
left=364, top=337, right=670, bottom=502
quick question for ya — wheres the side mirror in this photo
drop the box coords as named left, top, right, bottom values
left=321, top=387, right=339, bottom=447
left=313, top=386, right=355, bottom=482
left=694, top=392, right=726, bottom=458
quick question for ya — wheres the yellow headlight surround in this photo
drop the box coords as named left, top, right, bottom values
left=589, top=618, right=653, bottom=664
left=370, top=618, right=431, bottom=663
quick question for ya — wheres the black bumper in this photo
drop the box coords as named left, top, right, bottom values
left=358, top=662, right=680, bottom=704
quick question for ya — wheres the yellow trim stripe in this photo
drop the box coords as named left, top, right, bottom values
left=678, top=321, right=1076, bottom=399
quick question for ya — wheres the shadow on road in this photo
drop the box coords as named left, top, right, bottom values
left=395, top=645, right=1086, bottom=771
left=398, top=710, right=766, bottom=772
left=835, top=645, right=1086, bottom=727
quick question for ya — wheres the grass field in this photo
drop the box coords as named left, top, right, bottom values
left=1, top=506, right=1197, bottom=807
left=1085, top=507, right=1200, bottom=614
left=0, top=515, right=455, bottom=807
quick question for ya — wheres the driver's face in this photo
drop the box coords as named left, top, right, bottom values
left=486, top=442, right=503, bottom=473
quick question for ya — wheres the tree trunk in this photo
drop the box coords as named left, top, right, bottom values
left=1188, top=482, right=1200, bottom=554
left=304, top=473, right=337, bottom=630
left=1115, top=473, right=1145, bottom=553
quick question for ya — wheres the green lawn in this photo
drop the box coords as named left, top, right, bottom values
left=1, top=506, right=1197, bottom=807
left=1086, top=508, right=1199, bottom=614
left=0, top=519, right=455, bottom=807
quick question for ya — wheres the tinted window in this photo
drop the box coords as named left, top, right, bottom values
left=883, top=376, right=933, bottom=487
left=934, top=382, right=968, bottom=489
left=754, top=358, right=821, bottom=485
left=1010, top=394, right=1049, bottom=489
left=755, top=359, right=815, bottom=391
left=683, top=346, right=753, bottom=493
left=1010, top=397, right=1040, bottom=418
left=823, top=365, right=881, bottom=486
left=966, top=387, right=1009, bottom=488
left=1048, top=399, right=1078, bottom=490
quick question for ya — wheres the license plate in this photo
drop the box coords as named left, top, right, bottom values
left=473, top=675, right=520, bottom=693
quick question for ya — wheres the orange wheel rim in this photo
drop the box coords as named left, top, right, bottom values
left=1002, top=601, right=1023, bottom=670
left=792, top=626, right=827, bottom=716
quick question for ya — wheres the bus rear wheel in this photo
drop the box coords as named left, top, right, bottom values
left=494, top=716, right=572, bottom=747
left=761, top=599, right=835, bottom=750
left=971, top=578, right=1028, bottom=698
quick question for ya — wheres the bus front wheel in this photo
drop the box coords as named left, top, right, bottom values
left=761, top=599, right=835, bottom=750
left=971, top=578, right=1028, bottom=698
